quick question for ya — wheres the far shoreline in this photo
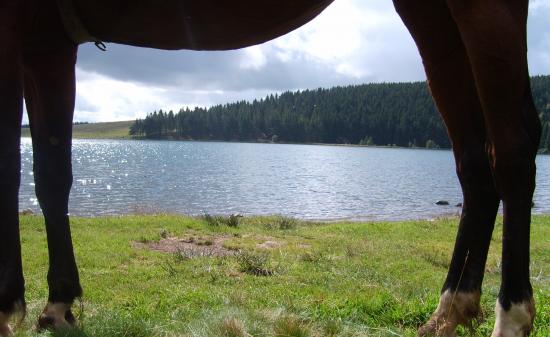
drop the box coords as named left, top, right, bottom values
left=20, top=134, right=550, bottom=155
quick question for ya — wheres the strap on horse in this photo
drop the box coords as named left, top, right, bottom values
left=55, top=0, right=106, bottom=50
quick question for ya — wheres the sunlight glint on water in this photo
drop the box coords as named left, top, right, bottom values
left=18, top=138, right=550, bottom=221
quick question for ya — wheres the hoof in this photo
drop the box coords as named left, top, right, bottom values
left=418, top=319, right=457, bottom=337
left=491, top=299, right=535, bottom=337
left=418, top=290, right=480, bottom=337
left=0, top=312, right=13, bottom=337
left=37, top=302, right=76, bottom=331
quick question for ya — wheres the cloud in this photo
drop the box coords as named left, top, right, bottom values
left=70, top=0, right=550, bottom=122
left=73, top=68, right=289, bottom=122
left=528, top=0, right=550, bottom=74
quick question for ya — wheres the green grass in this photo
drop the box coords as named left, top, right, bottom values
left=21, top=121, right=133, bottom=139
left=11, top=215, right=550, bottom=336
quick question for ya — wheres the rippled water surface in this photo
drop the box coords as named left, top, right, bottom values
left=19, top=138, right=550, bottom=221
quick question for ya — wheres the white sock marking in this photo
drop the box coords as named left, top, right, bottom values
left=492, top=299, right=535, bottom=337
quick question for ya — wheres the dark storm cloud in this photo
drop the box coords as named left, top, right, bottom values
left=76, top=42, right=367, bottom=92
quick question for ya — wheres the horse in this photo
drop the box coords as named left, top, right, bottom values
left=0, top=0, right=540, bottom=336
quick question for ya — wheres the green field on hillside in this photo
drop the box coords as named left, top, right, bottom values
left=9, top=214, right=550, bottom=336
left=21, top=121, right=133, bottom=139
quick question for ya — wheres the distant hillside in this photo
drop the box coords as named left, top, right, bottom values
left=21, top=120, right=133, bottom=139
left=130, top=75, right=550, bottom=152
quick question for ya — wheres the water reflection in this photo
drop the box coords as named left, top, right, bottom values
left=18, top=138, right=550, bottom=221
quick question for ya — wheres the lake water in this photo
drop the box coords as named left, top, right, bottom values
left=18, top=138, right=550, bottom=221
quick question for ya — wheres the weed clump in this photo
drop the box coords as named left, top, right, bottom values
left=300, top=251, right=324, bottom=263
left=323, top=318, right=343, bottom=337
left=236, top=251, right=274, bottom=276
left=273, top=315, right=311, bottom=337
left=137, top=236, right=149, bottom=244
left=203, top=213, right=242, bottom=227
left=217, top=318, right=249, bottom=337
left=160, top=260, right=178, bottom=277
left=276, top=216, right=297, bottom=230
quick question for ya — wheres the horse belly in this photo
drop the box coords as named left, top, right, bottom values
left=65, top=0, right=333, bottom=50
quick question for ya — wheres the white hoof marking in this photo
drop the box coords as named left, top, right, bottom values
left=492, top=299, right=535, bottom=337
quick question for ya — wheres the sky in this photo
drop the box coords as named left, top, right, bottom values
left=55, top=0, right=550, bottom=123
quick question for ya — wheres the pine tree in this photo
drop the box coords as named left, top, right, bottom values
left=129, top=75, right=550, bottom=150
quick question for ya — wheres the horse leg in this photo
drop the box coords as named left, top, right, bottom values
left=393, top=1, right=499, bottom=336
left=0, top=2, right=26, bottom=336
left=24, top=47, right=81, bottom=332
left=445, top=1, right=541, bottom=336
left=22, top=0, right=82, bottom=330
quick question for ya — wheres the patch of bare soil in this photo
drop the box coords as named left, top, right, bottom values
left=256, top=240, right=282, bottom=249
left=240, top=235, right=284, bottom=250
left=134, top=236, right=236, bottom=258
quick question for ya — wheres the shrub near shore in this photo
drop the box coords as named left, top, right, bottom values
left=16, top=215, right=550, bottom=336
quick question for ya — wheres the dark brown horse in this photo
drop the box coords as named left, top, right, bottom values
left=0, top=0, right=540, bottom=336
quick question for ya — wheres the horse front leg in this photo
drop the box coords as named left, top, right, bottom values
left=24, top=50, right=82, bottom=332
left=0, top=2, right=26, bottom=336
left=445, top=1, right=541, bottom=336
left=22, top=0, right=82, bottom=329
left=25, top=57, right=82, bottom=331
left=394, top=1, right=500, bottom=336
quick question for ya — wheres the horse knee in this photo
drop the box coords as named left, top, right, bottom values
left=521, top=88, right=542, bottom=153
left=33, top=144, right=73, bottom=214
left=455, top=146, right=499, bottom=208
left=33, top=144, right=72, bottom=181
left=489, top=138, right=536, bottom=202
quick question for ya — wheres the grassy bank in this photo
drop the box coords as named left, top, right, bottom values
left=21, top=121, right=133, bottom=139
left=14, top=215, right=550, bottom=337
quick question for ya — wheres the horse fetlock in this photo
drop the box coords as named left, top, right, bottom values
left=37, top=302, right=75, bottom=331
left=491, top=299, right=535, bottom=337
left=418, top=290, right=480, bottom=337
left=418, top=319, right=457, bottom=337
left=0, top=312, right=13, bottom=337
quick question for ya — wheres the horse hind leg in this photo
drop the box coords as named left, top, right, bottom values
left=445, top=1, right=540, bottom=336
left=0, top=62, right=25, bottom=337
left=0, top=1, right=26, bottom=336
left=419, top=142, right=499, bottom=337
left=489, top=77, right=539, bottom=337
left=394, top=0, right=500, bottom=335
left=22, top=0, right=82, bottom=330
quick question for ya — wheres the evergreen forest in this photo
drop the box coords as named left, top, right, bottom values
left=130, top=75, right=550, bottom=152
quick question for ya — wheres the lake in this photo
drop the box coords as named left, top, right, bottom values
left=18, top=138, right=550, bottom=221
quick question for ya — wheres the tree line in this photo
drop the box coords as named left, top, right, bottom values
left=130, top=75, right=550, bottom=152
